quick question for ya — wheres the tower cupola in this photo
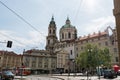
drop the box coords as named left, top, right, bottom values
left=66, top=17, right=71, bottom=24
left=50, top=16, right=55, bottom=24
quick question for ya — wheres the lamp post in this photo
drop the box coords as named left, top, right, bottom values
left=97, top=54, right=100, bottom=80
left=95, top=48, right=101, bottom=80
left=98, top=66, right=100, bottom=80
left=68, top=54, right=70, bottom=76
left=87, top=49, right=92, bottom=80
left=72, top=59, right=76, bottom=76
left=72, top=60, right=74, bottom=73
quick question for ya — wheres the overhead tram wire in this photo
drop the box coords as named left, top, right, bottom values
left=0, top=0, right=46, bottom=37
left=0, top=31, right=46, bottom=52
left=0, top=32, right=45, bottom=53
left=0, top=32, right=37, bottom=54
left=73, top=0, right=83, bottom=24
left=0, top=32, right=30, bottom=48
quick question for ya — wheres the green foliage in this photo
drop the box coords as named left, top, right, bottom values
left=76, top=44, right=111, bottom=69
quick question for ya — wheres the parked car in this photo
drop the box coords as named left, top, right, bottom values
left=103, top=69, right=117, bottom=79
left=2, top=71, right=14, bottom=80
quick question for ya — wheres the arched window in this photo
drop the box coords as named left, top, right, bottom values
left=68, top=32, right=71, bottom=39
left=70, top=50, right=72, bottom=55
left=49, top=30, right=51, bottom=34
left=48, top=40, right=50, bottom=44
left=53, top=30, right=55, bottom=34
left=62, top=33, right=64, bottom=39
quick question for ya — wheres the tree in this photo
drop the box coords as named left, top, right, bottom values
left=76, top=44, right=111, bottom=71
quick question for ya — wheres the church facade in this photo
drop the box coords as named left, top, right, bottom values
left=23, top=16, right=119, bottom=74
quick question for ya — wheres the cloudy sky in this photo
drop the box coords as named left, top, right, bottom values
left=0, top=0, right=115, bottom=54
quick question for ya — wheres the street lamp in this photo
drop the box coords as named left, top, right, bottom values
left=97, top=53, right=100, bottom=80
left=87, top=49, right=92, bottom=80
left=72, top=59, right=76, bottom=76
left=95, top=48, right=101, bottom=80
left=68, top=54, right=70, bottom=76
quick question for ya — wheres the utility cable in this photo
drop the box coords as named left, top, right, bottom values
left=73, top=0, right=83, bottom=24
left=0, top=0, right=46, bottom=37
left=0, top=32, right=31, bottom=48
left=0, top=31, right=45, bottom=51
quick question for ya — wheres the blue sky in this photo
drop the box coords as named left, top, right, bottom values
left=0, top=0, right=115, bottom=54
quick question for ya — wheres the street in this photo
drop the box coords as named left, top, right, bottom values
left=14, top=75, right=62, bottom=80
left=14, top=74, right=120, bottom=80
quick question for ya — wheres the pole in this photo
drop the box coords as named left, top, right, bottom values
left=87, top=49, right=92, bottom=80
left=21, top=54, right=23, bottom=80
left=98, top=66, right=100, bottom=80
left=74, top=61, right=76, bottom=76
left=97, top=49, right=100, bottom=80
left=87, top=66, right=89, bottom=80
left=68, top=54, right=70, bottom=76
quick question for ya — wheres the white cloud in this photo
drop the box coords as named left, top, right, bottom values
left=0, top=30, right=46, bottom=53
left=79, top=16, right=115, bottom=36
left=27, top=30, right=46, bottom=47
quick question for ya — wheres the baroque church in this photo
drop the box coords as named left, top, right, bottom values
left=23, top=16, right=118, bottom=74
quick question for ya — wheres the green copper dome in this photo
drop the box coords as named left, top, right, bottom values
left=62, top=24, right=74, bottom=28
left=62, top=17, right=74, bottom=28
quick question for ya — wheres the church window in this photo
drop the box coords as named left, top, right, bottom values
left=53, top=30, right=55, bottom=34
left=70, top=50, right=72, bottom=55
left=49, top=30, right=51, bottom=34
left=62, top=33, right=64, bottom=39
left=68, top=32, right=71, bottom=39
left=65, top=33, right=67, bottom=39
left=48, top=40, right=50, bottom=44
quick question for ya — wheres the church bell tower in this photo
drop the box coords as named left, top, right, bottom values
left=45, top=16, right=58, bottom=53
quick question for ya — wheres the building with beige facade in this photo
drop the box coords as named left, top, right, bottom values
left=75, top=27, right=119, bottom=65
left=0, top=50, right=22, bottom=71
left=23, top=49, right=56, bottom=74
left=56, top=49, right=69, bottom=72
